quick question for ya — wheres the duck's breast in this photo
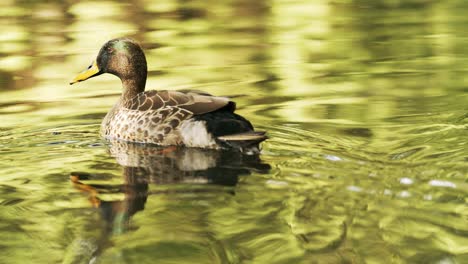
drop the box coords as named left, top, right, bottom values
left=101, top=106, right=205, bottom=146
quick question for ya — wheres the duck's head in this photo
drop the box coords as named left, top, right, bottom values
left=70, top=38, right=147, bottom=92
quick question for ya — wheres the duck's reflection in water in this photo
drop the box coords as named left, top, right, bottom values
left=71, top=141, right=270, bottom=236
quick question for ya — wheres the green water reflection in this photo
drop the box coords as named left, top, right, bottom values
left=0, top=0, right=467, bottom=263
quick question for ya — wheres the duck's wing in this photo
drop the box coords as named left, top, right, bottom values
left=126, top=90, right=236, bottom=114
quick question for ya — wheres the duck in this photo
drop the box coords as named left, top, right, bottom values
left=70, top=38, right=266, bottom=154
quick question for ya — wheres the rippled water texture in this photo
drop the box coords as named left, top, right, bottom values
left=0, top=1, right=467, bottom=263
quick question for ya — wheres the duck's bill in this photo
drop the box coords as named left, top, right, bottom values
left=70, top=60, right=100, bottom=85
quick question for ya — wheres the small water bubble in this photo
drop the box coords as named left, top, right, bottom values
left=428, top=180, right=456, bottom=188
left=324, top=154, right=342, bottom=162
left=398, top=191, right=411, bottom=198
left=347, top=185, right=362, bottom=192
left=399, top=177, right=413, bottom=185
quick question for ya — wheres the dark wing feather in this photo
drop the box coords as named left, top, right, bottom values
left=127, top=90, right=235, bottom=114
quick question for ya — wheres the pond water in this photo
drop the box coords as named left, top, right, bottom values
left=0, top=1, right=467, bottom=263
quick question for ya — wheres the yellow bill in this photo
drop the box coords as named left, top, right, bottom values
left=70, top=60, right=100, bottom=85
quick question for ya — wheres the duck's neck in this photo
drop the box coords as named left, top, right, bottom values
left=121, top=74, right=147, bottom=107
left=113, top=47, right=148, bottom=107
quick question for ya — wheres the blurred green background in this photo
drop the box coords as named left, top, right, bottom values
left=0, top=0, right=467, bottom=263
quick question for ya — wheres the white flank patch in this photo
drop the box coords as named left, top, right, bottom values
left=179, top=120, right=217, bottom=148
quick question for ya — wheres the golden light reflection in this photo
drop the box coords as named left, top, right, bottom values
left=0, top=56, right=31, bottom=72
left=0, top=1, right=467, bottom=263
left=69, top=1, right=125, bottom=18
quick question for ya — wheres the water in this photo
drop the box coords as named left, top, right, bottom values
left=1, top=1, right=467, bottom=263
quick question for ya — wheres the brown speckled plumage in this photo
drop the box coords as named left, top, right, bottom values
left=70, top=38, right=267, bottom=153
left=102, top=90, right=230, bottom=146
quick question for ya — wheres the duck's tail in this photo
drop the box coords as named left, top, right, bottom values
left=217, top=131, right=267, bottom=154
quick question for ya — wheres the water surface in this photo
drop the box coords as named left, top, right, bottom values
left=0, top=1, right=467, bottom=263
